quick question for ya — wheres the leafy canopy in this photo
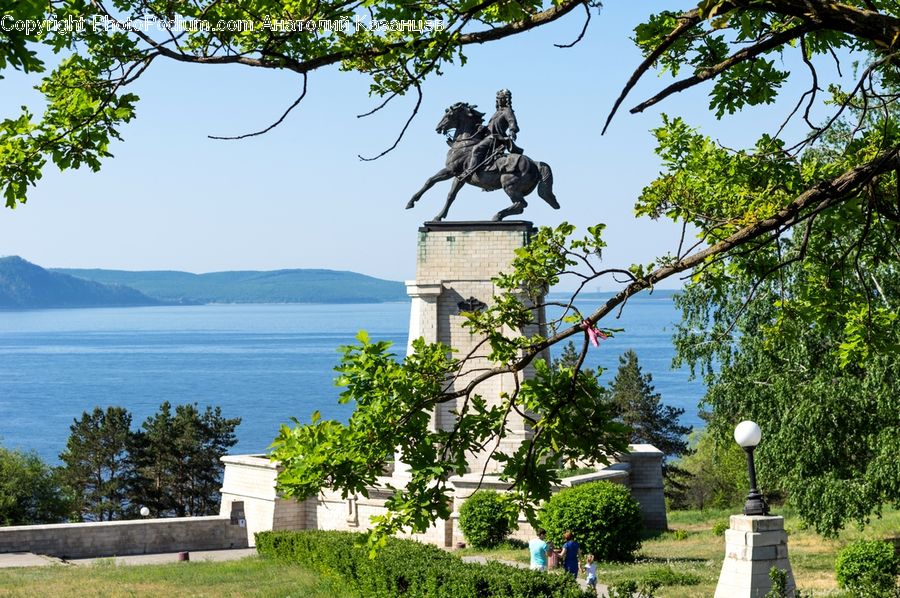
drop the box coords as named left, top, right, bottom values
left=5, top=0, right=900, bottom=539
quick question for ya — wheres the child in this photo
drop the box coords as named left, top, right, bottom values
left=582, top=553, right=598, bottom=593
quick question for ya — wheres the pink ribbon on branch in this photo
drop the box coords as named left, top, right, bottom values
left=581, top=320, right=608, bottom=347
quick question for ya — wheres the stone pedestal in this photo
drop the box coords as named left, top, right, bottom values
left=407, top=220, right=545, bottom=474
left=714, top=515, right=795, bottom=597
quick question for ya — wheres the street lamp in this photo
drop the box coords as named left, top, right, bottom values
left=734, top=420, right=770, bottom=516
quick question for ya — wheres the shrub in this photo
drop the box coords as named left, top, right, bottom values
left=667, top=429, right=747, bottom=510
left=835, top=540, right=899, bottom=596
left=638, top=565, right=701, bottom=586
left=0, top=447, right=72, bottom=525
left=764, top=568, right=813, bottom=598
left=672, top=529, right=689, bottom=541
left=255, top=530, right=593, bottom=598
left=608, top=580, right=660, bottom=598
left=712, top=520, right=729, bottom=536
left=539, top=481, right=643, bottom=562
left=458, top=490, right=517, bottom=549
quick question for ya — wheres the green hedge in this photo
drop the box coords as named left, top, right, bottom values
left=835, top=539, right=899, bottom=595
left=256, top=530, right=592, bottom=598
left=539, top=481, right=643, bottom=562
left=458, top=490, right=517, bottom=549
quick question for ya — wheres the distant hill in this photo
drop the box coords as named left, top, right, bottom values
left=0, top=256, right=163, bottom=309
left=53, top=267, right=408, bottom=304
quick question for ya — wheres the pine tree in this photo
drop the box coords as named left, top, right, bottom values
left=132, top=402, right=240, bottom=517
left=59, top=406, right=137, bottom=521
left=131, top=401, right=178, bottom=517
left=607, top=350, right=692, bottom=463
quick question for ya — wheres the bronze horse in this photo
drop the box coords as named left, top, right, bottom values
left=405, top=102, right=559, bottom=221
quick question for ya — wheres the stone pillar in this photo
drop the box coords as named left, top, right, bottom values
left=618, top=444, right=668, bottom=531
left=410, top=220, right=544, bottom=474
left=714, top=515, right=795, bottom=597
left=219, top=454, right=310, bottom=546
left=405, top=281, right=442, bottom=433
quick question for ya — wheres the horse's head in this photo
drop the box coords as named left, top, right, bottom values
left=436, top=102, right=485, bottom=138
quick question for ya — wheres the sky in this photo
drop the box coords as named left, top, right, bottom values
left=0, top=2, right=844, bottom=289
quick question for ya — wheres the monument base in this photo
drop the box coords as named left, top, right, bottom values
left=714, top=515, right=795, bottom=597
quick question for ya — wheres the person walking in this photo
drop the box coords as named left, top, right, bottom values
left=528, top=528, right=551, bottom=571
left=559, top=530, right=579, bottom=578
left=583, top=553, right=598, bottom=593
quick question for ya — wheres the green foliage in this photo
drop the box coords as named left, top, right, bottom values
left=637, top=565, right=701, bottom=587
left=274, top=327, right=630, bottom=546
left=674, top=221, right=900, bottom=534
left=711, top=520, right=729, bottom=536
left=255, top=530, right=592, bottom=597
left=539, top=481, right=643, bottom=562
left=0, top=446, right=71, bottom=525
left=59, top=406, right=137, bottom=521
left=672, top=529, right=689, bottom=541
left=765, top=567, right=814, bottom=598
left=60, top=402, right=240, bottom=520
left=457, top=490, right=517, bottom=549
left=835, top=540, right=900, bottom=596
left=132, top=402, right=240, bottom=517
left=4, top=0, right=900, bottom=553
left=667, top=429, right=747, bottom=511
left=606, top=349, right=691, bottom=465
left=556, top=466, right=597, bottom=479
left=608, top=579, right=660, bottom=598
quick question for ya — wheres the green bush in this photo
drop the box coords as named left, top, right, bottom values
left=667, top=429, right=747, bottom=510
left=638, top=565, right=701, bottom=586
left=458, top=490, right=517, bottom=549
left=712, top=520, right=729, bottom=536
left=608, top=580, right=660, bottom=598
left=0, top=447, right=72, bottom=525
left=255, top=530, right=592, bottom=598
left=539, top=481, right=643, bottom=562
left=835, top=540, right=899, bottom=596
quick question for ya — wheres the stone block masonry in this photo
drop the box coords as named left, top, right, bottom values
left=217, top=219, right=670, bottom=548
left=714, top=515, right=795, bottom=597
left=408, top=221, right=545, bottom=475
left=0, top=502, right=248, bottom=559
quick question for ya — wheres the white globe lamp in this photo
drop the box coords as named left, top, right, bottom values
left=733, top=420, right=769, bottom=516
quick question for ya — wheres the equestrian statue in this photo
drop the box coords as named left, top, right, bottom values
left=406, top=90, right=560, bottom=221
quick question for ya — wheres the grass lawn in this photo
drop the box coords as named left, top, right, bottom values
left=0, top=555, right=352, bottom=598
left=461, top=507, right=900, bottom=597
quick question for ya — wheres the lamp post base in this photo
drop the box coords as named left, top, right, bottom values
left=714, top=515, right=795, bottom=598
left=743, top=490, right=770, bottom=516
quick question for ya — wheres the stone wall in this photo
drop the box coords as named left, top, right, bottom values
left=219, top=444, right=668, bottom=549
left=218, top=454, right=309, bottom=547
left=0, top=502, right=247, bottom=559
left=408, top=221, right=545, bottom=474
left=618, top=444, right=668, bottom=531
left=215, top=221, right=668, bottom=550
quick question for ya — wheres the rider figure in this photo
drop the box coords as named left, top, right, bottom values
left=466, top=89, right=522, bottom=178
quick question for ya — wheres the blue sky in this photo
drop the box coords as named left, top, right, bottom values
left=0, top=3, right=843, bottom=289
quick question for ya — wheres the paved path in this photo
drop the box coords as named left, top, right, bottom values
left=0, top=552, right=64, bottom=568
left=460, top=555, right=610, bottom=596
left=0, top=548, right=257, bottom=568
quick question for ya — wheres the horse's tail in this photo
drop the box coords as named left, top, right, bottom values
left=537, top=162, right=559, bottom=209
